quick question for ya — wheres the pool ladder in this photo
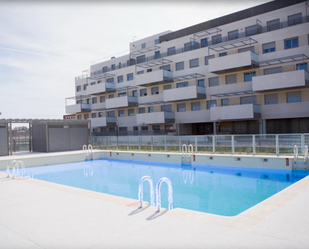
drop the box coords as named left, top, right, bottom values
left=83, top=144, right=93, bottom=161
left=293, top=145, right=308, bottom=170
left=138, top=176, right=173, bottom=212
left=181, top=144, right=193, bottom=165
left=7, top=160, right=26, bottom=179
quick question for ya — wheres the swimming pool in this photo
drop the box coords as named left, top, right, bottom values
left=19, top=159, right=309, bottom=216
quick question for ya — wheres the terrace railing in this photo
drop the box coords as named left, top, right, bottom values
left=91, top=133, right=309, bottom=156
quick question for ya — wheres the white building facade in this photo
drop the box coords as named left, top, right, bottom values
left=66, top=0, right=309, bottom=136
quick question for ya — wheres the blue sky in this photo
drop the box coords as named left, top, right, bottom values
left=0, top=0, right=269, bottom=120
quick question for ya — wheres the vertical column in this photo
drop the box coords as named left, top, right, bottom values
left=252, top=135, right=256, bottom=155
left=212, top=135, right=215, bottom=153
left=260, top=119, right=266, bottom=134
left=276, top=135, right=279, bottom=156
left=127, top=137, right=129, bottom=151
left=116, top=136, right=119, bottom=150
left=151, top=137, right=153, bottom=152
left=179, top=137, right=181, bottom=152
left=213, top=122, right=217, bottom=135
left=231, top=135, right=235, bottom=154
left=164, top=136, right=167, bottom=152
left=138, top=136, right=141, bottom=151
left=301, top=134, right=305, bottom=155
left=195, top=136, right=197, bottom=153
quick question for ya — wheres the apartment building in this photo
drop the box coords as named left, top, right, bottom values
left=65, top=0, right=309, bottom=136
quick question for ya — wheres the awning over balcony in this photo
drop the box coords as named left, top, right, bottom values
left=259, top=54, right=309, bottom=67
left=135, top=58, right=173, bottom=69
left=208, top=37, right=258, bottom=52
left=130, top=46, right=160, bottom=56
left=194, top=28, right=222, bottom=37
left=173, top=73, right=205, bottom=82
left=87, top=72, right=115, bottom=80
left=211, top=90, right=253, bottom=98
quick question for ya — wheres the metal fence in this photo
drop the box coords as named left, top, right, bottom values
left=91, top=134, right=309, bottom=156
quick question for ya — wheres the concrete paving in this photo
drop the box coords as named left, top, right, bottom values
left=1, top=166, right=309, bottom=249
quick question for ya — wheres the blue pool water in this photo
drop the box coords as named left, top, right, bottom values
left=15, top=159, right=309, bottom=216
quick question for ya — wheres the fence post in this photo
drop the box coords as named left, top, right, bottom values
left=164, top=136, right=167, bottom=152
left=127, top=137, right=129, bottom=151
left=116, top=136, right=119, bottom=150
left=138, top=136, right=141, bottom=151
left=107, top=137, right=109, bottom=150
left=212, top=135, right=215, bottom=153
left=301, top=134, right=305, bottom=155
left=252, top=135, right=256, bottom=155
left=179, top=136, right=181, bottom=152
left=276, top=135, right=279, bottom=156
left=151, top=137, right=153, bottom=152
left=231, top=135, right=234, bottom=154
left=195, top=136, right=197, bottom=153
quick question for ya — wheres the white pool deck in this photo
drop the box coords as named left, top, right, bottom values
left=1, top=151, right=309, bottom=248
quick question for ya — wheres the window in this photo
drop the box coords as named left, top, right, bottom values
left=118, top=75, right=123, bottom=83
left=76, top=100, right=82, bottom=104
left=98, top=80, right=102, bottom=84
left=148, top=106, right=154, bottom=113
left=297, top=63, right=308, bottom=71
left=140, top=89, right=147, bottom=96
left=127, top=73, right=133, bottom=81
left=128, top=109, right=135, bottom=116
left=118, top=110, right=124, bottom=117
left=201, top=38, right=208, bottom=48
left=139, top=107, right=145, bottom=114
left=165, top=125, right=173, bottom=131
left=226, top=74, right=237, bottom=84
left=176, top=62, right=184, bottom=71
left=184, top=42, right=191, bottom=51
left=263, top=42, right=276, bottom=53
left=118, top=92, right=126, bottom=97
left=219, top=52, right=227, bottom=57
left=177, top=103, right=186, bottom=112
left=151, top=87, right=159, bottom=95
left=100, top=96, right=105, bottom=103
left=198, top=79, right=205, bottom=87
left=244, top=72, right=256, bottom=82
left=83, top=84, right=88, bottom=90
left=191, top=102, right=201, bottom=111
left=91, top=113, right=97, bottom=118
left=103, top=66, right=108, bottom=73
left=90, top=81, right=95, bottom=85
left=108, top=94, right=114, bottom=99
left=137, top=70, right=144, bottom=75
left=240, top=96, right=257, bottom=105
left=152, top=125, right=160, bottom=131
left=161, top=104, right=172, bottom=112
left=118, top=62, right=122, bottom=69
left=92, top=97, right=97, bottom=104
left=107, top=78, right=114, bottom=83
left=141, top=43, right=146, bottom=49
left=288, top=13, right=302, bottom=26
left=133, top=126, right=138, bottom=131
left=107, top=111, right=115, bottom=117
left=119, top=127, right=127, bottom=132
left=190, top=58, right=199, bottom=68
left=228, top=30, right=239, bottom=40
left=287, top=91, right=301, bottom=103
left=111, top=64, right=115, bottom=70
left=267, top=19, right=280, bottom=31
left=205, top=55, right=215, bottom=65
left=177, top=82, right=188, bottom=88
left=207, top=100, right=216, bottom=109
left=84, top=114, right=89, bottom=119
left=77, top=115, right=82, bottom=120
left=98, top=112, right=103, bottom=117
left=141, top=126, right=148, bottom=130
left=76, top=85, right=81, bottom=92
left=132, top=90, right=138, bottom=97
left=86, top=98, right=90, bottom=104
left=212, top=34, right=222, bottom=45
left=167, top=47, right=176, bottom=56
left=154, top=51, right=160, bottom=59
left=221, top=99, right=229, bottom=106
left=284, top=37, right=298, bottom=49
left=160, top=65, right=171, bottom=71
left=245, top=25, right=258, bottom=36
left=209, top=77, right=219, bottom=87
left=265, top=94, right=278, bottom=105
left=164, top=84, right=172, bottom=90
left=264, top=67, right=282, bottom=75
left=155, top=39, right=159, bottom=45
left=238, top=46, right=254, bottom=53
left=137, top=55, right=146, bottom=64
left=147, top=68, right=152, bottom=73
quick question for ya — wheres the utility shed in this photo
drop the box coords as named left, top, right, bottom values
left=0, top=119, right=91, bottom=156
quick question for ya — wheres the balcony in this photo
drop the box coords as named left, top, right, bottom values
left=87, top=82, right=116, bottom=95
left=210, top=104, right=261, bottom=121
left=89, top=117, right=116, bottom=128
left=175, top=110, right=211, bottom=123
left=135, top=70, right=173, bottom=86
left=136, top=112, right=175, bottom=125
left=252, top=70, right=309, bottom=92
left=66, top=104, right=91, bottom=114
left=261, top=101, right=309, bottom=119
left=106, top=96, right=138, bottom=109
left=209, top=51, right=259, bottom=74
left=164, top=85, right=206, bottom=102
